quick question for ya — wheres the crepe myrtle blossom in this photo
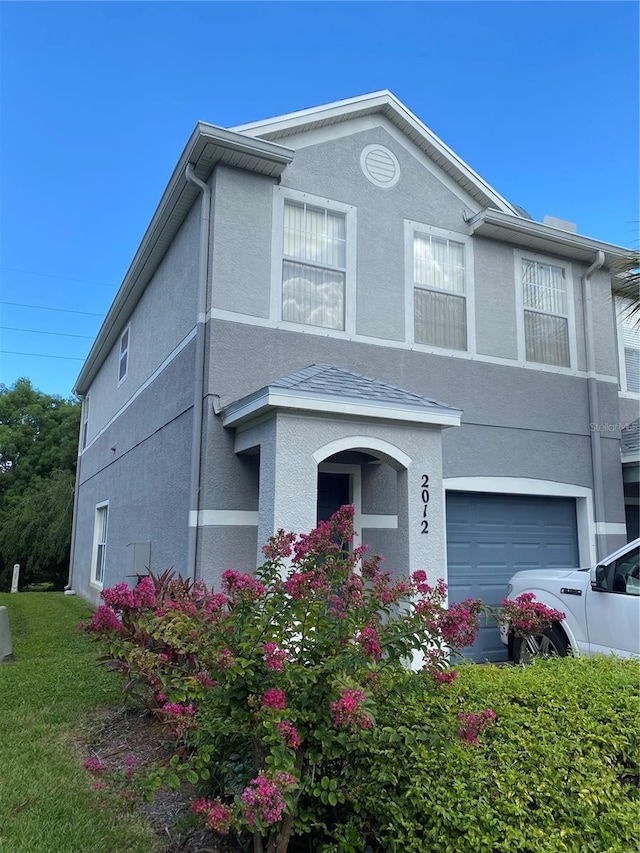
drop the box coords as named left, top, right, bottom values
left=124, top=753, right=137, bottom=780
left=457, top=709, right=496, bottom=747
left=277, top=720, right=301, bottom=750
left=330, top=688, right=373, bottom=730
left=84, top=756, right=106, bottom=774
left=501, top=592, right=565, bottom=637
left=357, top=624, right=382, bottom=661
left=263, top=642, right=288, bottom=672
left=240, top=773, right=297, bottom=827
left=439, top=599, right=483, bottom=649
left=192, top=797, right=234, bottom=835
left=262, top=688, right=288, bottom=710
left=87, top=605, right=121, bottom=633
left=262, top=529, right=297, bottom=561
left=221, top=570, right=265, bottom=602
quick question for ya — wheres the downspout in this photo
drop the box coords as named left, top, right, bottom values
left=66, top=393, right=85, bottom=593
left=185, top=164, right=212, bottom=580
left=582, top=250, right=606, bottom=557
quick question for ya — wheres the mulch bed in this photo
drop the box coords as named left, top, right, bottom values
left=82, top=705, right=244, bottom=853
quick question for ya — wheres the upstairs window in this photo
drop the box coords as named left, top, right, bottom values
left=413, top=232, right=467, bottom=350
left=282, top=201, right=346, bottom=331
left=81, top=393, right=89, bottom=450
left=522, top=259, right=570, bottom=367
left=118, top=326, right=129, bottom=385
left=617, top=300, right=640, bottom=393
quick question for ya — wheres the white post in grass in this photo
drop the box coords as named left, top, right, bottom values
left=0, top=607, right=14, bottom=663
left=10, top=564, right=19, bottom=594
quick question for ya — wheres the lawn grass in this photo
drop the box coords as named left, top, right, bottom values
left=0, top=593, right=160, bottom=853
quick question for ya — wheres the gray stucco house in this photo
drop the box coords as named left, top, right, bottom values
left=69, top=91, right=639, bottom=660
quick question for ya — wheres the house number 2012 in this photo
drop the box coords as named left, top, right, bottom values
left=421, top=474, right=429, bottom=533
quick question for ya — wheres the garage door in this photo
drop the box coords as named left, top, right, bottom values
left=446, top=492, right=579, bottom=662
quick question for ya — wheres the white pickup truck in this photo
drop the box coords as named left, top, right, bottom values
left=501, top=538, right=640, bottom=663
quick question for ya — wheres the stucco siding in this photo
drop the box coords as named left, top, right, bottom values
left=84, top=200, right=200, bottom=438
left=473, top=237, right=518, bottom=360
left=210, top=166, right=275, bottom=318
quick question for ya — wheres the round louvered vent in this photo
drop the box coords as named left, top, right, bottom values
left=360, top=144, right=400, bottom=189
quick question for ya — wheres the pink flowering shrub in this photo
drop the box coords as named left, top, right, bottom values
left=500, top=592, right=565, bottom=637
left=84, top=506, right=561, bottom=853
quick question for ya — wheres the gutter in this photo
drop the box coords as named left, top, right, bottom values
left=185, top=164, right=212, bottom=581
left=581, top=250, right=606, bottom=557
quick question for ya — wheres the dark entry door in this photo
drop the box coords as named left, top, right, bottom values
left=317, top=472, right=350, bottom=523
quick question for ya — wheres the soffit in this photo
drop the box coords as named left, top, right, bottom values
left=469, top=209, right=630, bottom=268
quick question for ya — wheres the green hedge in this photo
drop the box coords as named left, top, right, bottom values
left=333, top=656, right=640, bottom=853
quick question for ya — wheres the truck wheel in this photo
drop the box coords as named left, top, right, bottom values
left=512, top=626, right=570, bottom=664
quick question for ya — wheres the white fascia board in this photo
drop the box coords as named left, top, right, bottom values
left=222, top=389, right=462, bottom=429
left=233, top=90, right=518, bottom=216
left=74, top=126, right=294, bottom=394
left=622, top=451, right=640, bottom=464
left=469, top=209, right=631, bottom=266
left=231, top=90, right=396, bottom=134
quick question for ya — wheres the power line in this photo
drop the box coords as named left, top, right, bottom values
left=0, top=326, right=95, bottom=340
left=0, top=265, right=114, bottom=288
left=0, top=301, right=104, bottom=317
left=1, top=350, right=86, bottom=361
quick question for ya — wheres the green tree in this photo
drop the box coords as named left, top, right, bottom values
left=0, top=378, right=80, bottom=589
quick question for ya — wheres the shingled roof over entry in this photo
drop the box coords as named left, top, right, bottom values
left=222, top=364, right=461, bottom=428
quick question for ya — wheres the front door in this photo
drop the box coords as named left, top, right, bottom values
left=317, top=472, right=351, bottom=524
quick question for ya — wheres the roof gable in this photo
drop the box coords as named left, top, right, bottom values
left=232, top=90, right=519, bottom=215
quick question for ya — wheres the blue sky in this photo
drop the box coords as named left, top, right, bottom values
left=1, top=0, right=638, bottom=399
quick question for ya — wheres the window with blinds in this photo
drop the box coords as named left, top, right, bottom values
left=282, top=201, right=346, bottom=331
left=522, top=259, right=570, bottom=367
left=617, top=301, right=640, bottom=392
left=413, top=233, right=466, bottom=350
left=92, top=503, right=109, bottom=586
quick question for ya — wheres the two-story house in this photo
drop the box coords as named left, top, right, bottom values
left=69, top=91, right=638, bottom=661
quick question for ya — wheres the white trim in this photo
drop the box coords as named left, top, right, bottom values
left=207, top=308, right=619, bottom=384
left=361, top=514, right=398, bottom=529
left=270, top=186, right=357, bottom=336
left=81, top=327, right=197, bottom=454
left=118, top=324, right=130, bottom=387
left=514, top=249, right=577, bottom=369
left=90, top=500, right=109, bottom=588
left=190, top=510, right=259, bottom=527
left=444, top=476, right=596, bottom=566
left=313, top=436, right=412, bottom=469
left=405, top=219, right=475, bottom=354
left=594, top=522, right=628, bottom=535
left=223, top=390, right=461, bottom=429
